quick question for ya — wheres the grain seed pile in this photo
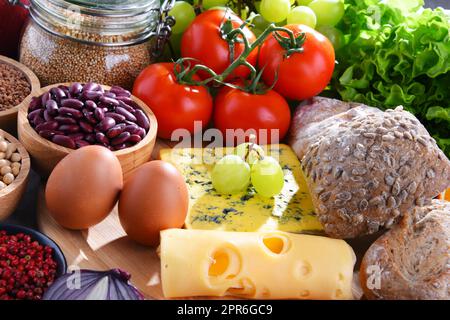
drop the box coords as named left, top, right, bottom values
left=0, top=133, right=22, bottom=190
left=0, top=62, right=31, bottom=111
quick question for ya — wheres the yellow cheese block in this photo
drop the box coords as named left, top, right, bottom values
left=159, top=144, right=322, bottom=233
left=160, top=229, right=356, bottom=299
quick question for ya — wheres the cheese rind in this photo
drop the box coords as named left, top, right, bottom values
left=160, top=229, right=356, bottom=300
left=159, top=145, right=322, bottom=233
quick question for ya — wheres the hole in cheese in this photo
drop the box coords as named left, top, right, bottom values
left=209, top=250, right=230, bottom=277
left=227, top=278, right=256, bottom=298
left=208, top=245, right=242, bottom=280
left=262, top=234, right=291, bottom=254
left=296, top=260, right=312, bottom=278
left=299, top=290, right=310, bottom=298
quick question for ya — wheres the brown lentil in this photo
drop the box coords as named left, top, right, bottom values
left=20, top=21, right=152, bottom=90
left=0, top=63, right=31, bottom=111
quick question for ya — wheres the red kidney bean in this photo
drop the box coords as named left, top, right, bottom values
left=96, top=117, right=116, bottom=132
left=94, top=107, right=105, bottom=121
left=54, top=116, right=77, bottom=125
left=68, top=133, right=85, bottom=141
left=75, top=140, right=90, bottom=148
left=116, top=106, right=137, bottom=122
left=43, top=110, right=54, bottom=122
left=61, top=98, right=84, bottom=110
left=84, top=100, right=97, bottom=111
left=103, top=92, right=116, bottom=98
left=41, top=92, right=51, bottom=106
left=52, top=135, right=76, bottom=149
left=105, top=112, right=126, bottom=123
left=59, top=124, right=80, bottom=133
left=113, top=143, right=128, bottom=151
left=51, top=87, right=67, bottom=101
left=95, top=132, right=110, bottom=145
left=69, top=82, right=83, bottom=95
left=100, top=96, right=120, bottom=106
left=28, top=109, right=43, bottom=122
left=135, top=127, right=146, bottom=138
left=39, top=130, right=59, bottom=139
left=116, top=96, right=138, bottom=108
left=29, top=97, right=42, bottom=111
left=127, top=134, right=142, bottom=143
left=135, top=109, right=150, bottom=131
left=84, top=82, right=101, bottom=92
left=45, top=100, right=59, bottom=115
left=36, top=121, right=59, bottom=132
left=124, top=123, right=139, bottom=134
left=118, top=100, right=135, bottom=113
left=106, top=123, right=126, bottom=139
left=82, top=90, right=103, bottom=101
left=85, top=133, right=96, bottom=144
left=111, top=132, right=131, bottom=146
left=110, top=86, right=131, bottom=97
left=59, top=107, right=83, bottom=119
left=79, top=120, right=94, bottom=133
left=34, top=115, right=45, bottom=126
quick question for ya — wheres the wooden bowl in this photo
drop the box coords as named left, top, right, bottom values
left=18, top=83, right=158, bottom=178
left=0, top=55, right=40, bottom=136
left=0, top=129, right=31, bottom=221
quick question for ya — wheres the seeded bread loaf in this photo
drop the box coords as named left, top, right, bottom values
left=360, top=200, right=449, bottom=300
left=290, top=99, right=450, bottom=238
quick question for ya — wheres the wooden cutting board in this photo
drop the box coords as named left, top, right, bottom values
left=37, top=139, right=374, bottom=300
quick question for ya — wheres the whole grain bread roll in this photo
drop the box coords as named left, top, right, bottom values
left=293, top=101, right=450, bottom=238
left=360, top=200, right=449, bottom=300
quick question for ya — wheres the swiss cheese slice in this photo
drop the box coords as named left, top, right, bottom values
left=160, top=229, right=356, bottom=299
left=159, top=144, right=322, bottom=233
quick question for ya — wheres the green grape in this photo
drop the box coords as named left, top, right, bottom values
left=194, top=0, right=228, bottom=10
left=251, top=14, right=270, bottom=31
left=169, top=1, right=196, bottom=34
left=308, top=0, right=344, bottom=27
left=260, top=0, right=291, bottom=23
left=287, top=6, right=317, bottom=28
left=235, top=143, right=265, bottom=166
left=297, top=0, right=313, bottom=5
left=251, top=157, right=284, bottom=198
left=316, top=25, right=345, bottom=49
left=290, top=0, right=296, bottom=4
left=212, top=155, right=251, bottom=195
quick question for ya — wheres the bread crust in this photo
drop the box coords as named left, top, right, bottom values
left=360, top=200, right=450, bottom=300
left=291, top=99, right=450, bottom=238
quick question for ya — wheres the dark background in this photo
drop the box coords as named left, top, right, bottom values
left=5, top=0, right=449, bottom=229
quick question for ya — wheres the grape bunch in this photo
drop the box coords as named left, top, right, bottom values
left=212, top=143, right=284, bottom=198
left=254, top=0, right=345, bottom=49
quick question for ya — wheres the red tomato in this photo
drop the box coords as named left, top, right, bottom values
left=213, top=86, right=291, bottom=145
left=259, top=24, right=335, bottom=101
left=132, top=63, right=213, bottom=139
left=181, top=9, right=257, bottom=81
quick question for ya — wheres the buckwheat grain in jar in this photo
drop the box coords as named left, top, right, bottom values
left=18, top=0, right=160, bottom=90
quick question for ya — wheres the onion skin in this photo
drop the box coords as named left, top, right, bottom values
left=43, top=269, right=144, bottom=300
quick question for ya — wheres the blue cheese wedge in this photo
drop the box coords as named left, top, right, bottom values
left=159, top=144, right=322, bottom=233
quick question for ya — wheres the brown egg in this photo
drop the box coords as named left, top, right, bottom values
left=118, top=160, right=188, bottom=247
left=45, top=146, right=123, bottom=230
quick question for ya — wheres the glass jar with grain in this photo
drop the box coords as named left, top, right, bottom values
left=18, top=0, right=160, bottom=90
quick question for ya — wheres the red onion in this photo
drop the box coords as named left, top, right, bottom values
left=43, top=269, right=144, bottom=300
left=0, top=0, right=30, bottom=59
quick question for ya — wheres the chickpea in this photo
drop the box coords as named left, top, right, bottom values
left=12, top=166, right=20, bottom=176
left=3, top=173, right=14, bottom=185
left=0, top=141, right=7, bottom=153
left=10, top=162, right=21, bottom=170
left=10, top=153, right=21, bottom=162
left=0, top=152, right=5, bottom=160
left=1, top=166, right=12, bottom=175
left=0, top=159, right=10, bottom=168
left=5, top=143, right=16, bottom=159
